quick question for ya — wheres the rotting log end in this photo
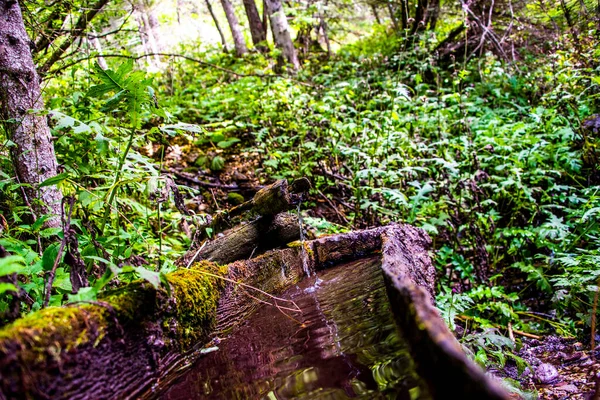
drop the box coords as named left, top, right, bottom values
left=0, top=260, right=227, bottom=399
left=381, top=225, right=510, bottom=400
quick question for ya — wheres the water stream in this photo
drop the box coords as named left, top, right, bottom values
left=297, top=203, right=312, bottom=278
left=159, top=257, right=427, bottom=400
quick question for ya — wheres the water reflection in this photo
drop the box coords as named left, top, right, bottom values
left=160, top=257, right=426, bottom=399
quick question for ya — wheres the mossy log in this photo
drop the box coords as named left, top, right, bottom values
left=0, top=223, right=509, bottom=399
left=177, top=178, right=310, bottom=267
left=380, top=227, right=510, bottom=400
left=209, top=178, right=310, bottom=235
left=178, top=212, right=301, bottom=267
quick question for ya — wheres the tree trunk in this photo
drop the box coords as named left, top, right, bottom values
left=387, top=2, right=400, bottom=32
left=188, top=212, right=300, bottom=265
left=205, top=0, right=229, bottom=52
left=410, top=0, right=428, bottom=34
left=220, top=0, right=248, bottom=56
left=242, top=0, right=267, bottom=51
left=426, top=0, right=440, bottom=30
left=371, top=5, right=381, bottom=24
left=264, top=0, right=300, bottom=71
left=139, top=11, right=162, bottom=65
left=146, top=8, right=163, bottom=52
left=0, top=0, right=62, bottom=228
left=319, top=14, right=331, bottom=58
left=262, top=0, right=269, bottom=37
left=88, top=32, right=108, bottom=69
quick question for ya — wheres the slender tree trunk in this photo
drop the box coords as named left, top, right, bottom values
left=387, top=2, right=400, bottom=32
left=139, top=11, right=162, bottom=65
left=399, top=0, right=408, bottom=30
left=371, top=5, right=381, bottom=24
left=146, top=9, right=163, bottom=51
left=262, top=0, right=269, bottom=36
left=88, top=32, right=108, bottom=69
left=0, top=0, right=62, bottom=227
left=220, top=0, right=248, bottom=56
left=205, top=0, right=229, bottom=52
left=242, top=0, right=267, bottom=51
left=319, top=12, right=330, bottom=58
left=426, top=0, right=440, bottom=30
left=411, top=0, right=428, bottom=34
left=264, top=0, right=300, bottom=70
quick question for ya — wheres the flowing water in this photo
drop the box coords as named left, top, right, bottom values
left=296, top=203, right=311, bottom=278
left=159, top=257, right=427, bottom=400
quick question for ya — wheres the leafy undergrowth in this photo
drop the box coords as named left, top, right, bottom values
left=155, top=27, right=600, bottom=338
left=0, top=20, right=599, bottom=398
left=152, top=28, right=600, bottom=394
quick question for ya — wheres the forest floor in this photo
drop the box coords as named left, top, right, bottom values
left=499, top=336, right=599, bottom=399
left=164, top=137, right=600, bottom=399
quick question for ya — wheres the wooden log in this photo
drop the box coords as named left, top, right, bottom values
left=380, top=225, right=510, bottom=400
left=178, top=178, right=310, bottom=267
left=0, top=223, right=509, bottom=399
left=210, top=178, right=309, bottom=235
left=181, top=212, right=301, bottom=266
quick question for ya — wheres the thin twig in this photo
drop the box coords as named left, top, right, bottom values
left=189, top=269, right=300, bottom=309
left=317, top=189, right=349, bottom=224
left=185, top=240, right=208, bottom=269
left=592, top=277, right=600, bottom=350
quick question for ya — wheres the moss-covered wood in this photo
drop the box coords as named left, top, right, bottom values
left=209, top=178, right=309, bottom=235
left=0, top=223, right=510, bottom=399
left=0, top=261, right=227, bottom=399
left=380, top=226, right=510, bottom=399
left=177, top=177, right=309, bottom=268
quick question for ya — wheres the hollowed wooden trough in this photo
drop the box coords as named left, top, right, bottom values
left=0, top=224, right=509, bottom=399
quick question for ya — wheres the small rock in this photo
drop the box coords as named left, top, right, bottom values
left=557, top=384, right=578, bottom=393
left=574, top=342, right=583, bottom=350
left=535, top=363, right=560, bottom=384
left=564, top=351, right=583, bottom=362
left=581, top=358, right=593, bottom=366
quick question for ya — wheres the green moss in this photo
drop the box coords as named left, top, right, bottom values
left=100, top=281, right=156, bottom=322
left=165, top=261, right=228, bottom=348
left=227, top=192, right=245, bottom=205
left=0, top=260, right=231, bottom=368
left=0, top=305, right=110, bottom=364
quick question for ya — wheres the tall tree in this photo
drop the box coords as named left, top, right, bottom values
left=220, top=0, right=248, bottom=56
left=0, top=0, right=62, bottom=227
left=205, top=0, right=230, bottom=51
left=264, top=0, right=299, bottom=70
left=242, top=0, right=267, bottom=51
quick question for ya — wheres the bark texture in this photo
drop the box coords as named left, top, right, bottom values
left=188, top=212, right=301, bottom=265
left=242, top=0, right=267, bottom=51
left=220, top=0, right=248, bottom=56
left=264, top=0, right=300, bottom=70
left=381, top=226, right=510, bottom=399
left=0, top=0, right=62, bottom=227
left=178, top=179, right=309, bottom=267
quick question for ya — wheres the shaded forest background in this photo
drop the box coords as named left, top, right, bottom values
left=0, top=0, right=599, bottom=395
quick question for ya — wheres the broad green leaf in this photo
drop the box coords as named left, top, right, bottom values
left=0, top=255, right=26, bottom=276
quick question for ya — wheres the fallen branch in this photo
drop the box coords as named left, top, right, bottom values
left=47, top=53, right=320, bottom=88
